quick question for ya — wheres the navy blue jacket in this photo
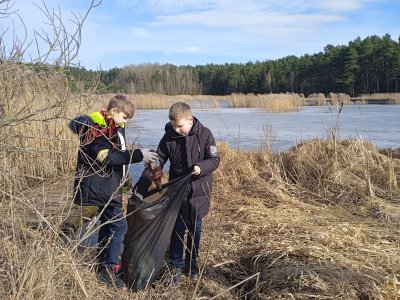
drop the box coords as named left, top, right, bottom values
left=70, top=112, right=143, bottom=207
left=134, top=117, right=220, bottom=219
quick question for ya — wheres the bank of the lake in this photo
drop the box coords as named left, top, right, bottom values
left=4, top=138, right=400, bottom=300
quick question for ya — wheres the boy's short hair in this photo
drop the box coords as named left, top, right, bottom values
left=169, top=102, right=192, bottom=121
left=107, top=94, right=135, bottom=119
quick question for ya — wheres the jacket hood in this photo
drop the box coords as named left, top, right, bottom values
left=68, top=115, right=93, bottom=134
left=164, top=116, right=202, bottom=138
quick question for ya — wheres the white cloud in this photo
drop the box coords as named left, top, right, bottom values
left=129, top=27, right=149, bottom=37
left=182, top=46, right=199, bottom=53
left=313, top=0, right=385, bottom=12
left=153, top=11, right=342, bottom=27
left=6, top=0, right=392, bottom=69
left=116, top=0, right=215, bottom=13
left=115, top=0, right=384, bottom=14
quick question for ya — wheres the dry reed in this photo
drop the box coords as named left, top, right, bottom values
left=204, top=139, right=400, bottom=299
left=0, top=65, right=98, bottom=193
left=306, top=93, right=351, bottom=106
left=2, top=63, right=400, bottom=299
left=96, top=92, right=352, bottom=111
left=3, top=134, right=400, bottom=299
left=358, top=93, right=400, bottom=103
left=95, top=93, right=223, bottom=110
left=227, top=93, right=304, bottom=112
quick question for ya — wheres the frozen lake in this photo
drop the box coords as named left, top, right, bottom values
left=125, top=104, right=400, bottom=179
left=126, top=104, right=400, bottom=152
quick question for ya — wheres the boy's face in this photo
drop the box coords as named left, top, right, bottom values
left=111, top=109, right=128, bottom=126
left=171, top=116, right=193, bottom=136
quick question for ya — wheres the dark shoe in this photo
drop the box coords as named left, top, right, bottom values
left=190, top=268, right=199, bottom=281
left=170, top=267, right=182, bottom=287
left=184, top=262, right=199, bottom=281
left=97, top=265, right=127, bottom=291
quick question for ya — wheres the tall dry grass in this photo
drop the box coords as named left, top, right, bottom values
left=206, top=139, right=400, bottom=299
left=0, top=64, right=98, bottom=191
left=94, top=92, right=353, bottom=112
left=227, top=93, right=304, bottom=112
left=95, top=93, right=223, bottom=110
left=357, top=93, right=400, bottom=104
left=0, top=62, right=109, bottom=299
left=3, top=109, right=400, bottom=299
left=2, top=63, right=400, bottom=299
left=306, top=93, right=351, bottom=106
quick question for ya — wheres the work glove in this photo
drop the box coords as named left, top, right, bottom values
left=150, top=166, right=163, bottom=182
left=141, top=148, right=159, bottom=163
left=191, top=165, right=201, bottom=176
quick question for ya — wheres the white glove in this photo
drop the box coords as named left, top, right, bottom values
left=141, top=149, right=159, bottom=163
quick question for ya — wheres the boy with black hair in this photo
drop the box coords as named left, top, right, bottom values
left=132, top=101, right=220, bottom=286
left=69, top=94, right=158, bottom=290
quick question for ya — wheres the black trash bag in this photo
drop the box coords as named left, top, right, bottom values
left=122, top=174, right=191, bottom=291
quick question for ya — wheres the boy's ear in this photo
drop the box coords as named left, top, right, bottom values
left=110, top=108, right=121, bottom=117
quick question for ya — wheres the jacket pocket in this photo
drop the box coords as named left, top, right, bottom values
left=191, top=175, right=212, bottom=198
left=89, top=173, right=116, bottom=204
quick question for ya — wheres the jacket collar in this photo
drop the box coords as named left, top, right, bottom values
left=87, top=111, right=118, bottom=139
left=89, top=111, right=125, bottom=128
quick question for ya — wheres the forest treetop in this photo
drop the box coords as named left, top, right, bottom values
left=65, top=34, right=400, bottom=97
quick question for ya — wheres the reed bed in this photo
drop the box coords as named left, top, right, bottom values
left=95, top=93, right=223, bottom=109
left=327, top=92, right=351, bottom=105
left=0, top=64, right=98, bottom=193
left=306, top=93, right=351, bottom=106
left=3, top=137, right=400, bottom=299
left=94, top=92, right=357, bottom=112
left=359, top=92, right=400, bottom=100
left=204, top=139, right=400, bottom=299
left=227, top=93, right=304, bottom=112
left=357, top=93, right=400, bottom=104
left=2, top=63, right=400, bottom=299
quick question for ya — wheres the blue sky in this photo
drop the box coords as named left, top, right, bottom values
left=3, top=0, right=400, bottom=70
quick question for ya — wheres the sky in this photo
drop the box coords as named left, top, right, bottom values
left=2, top=0, right=400, bottom=70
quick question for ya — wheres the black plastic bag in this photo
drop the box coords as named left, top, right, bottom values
left=122, top=174, right=191, bottom=290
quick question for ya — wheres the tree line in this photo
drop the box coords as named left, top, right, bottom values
left=67, top=34, right=400, bottom=96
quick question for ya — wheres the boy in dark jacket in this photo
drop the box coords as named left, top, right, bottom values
left=69, top=94, right=158, bottom=290
left=133, top=102, right=220, bottom=285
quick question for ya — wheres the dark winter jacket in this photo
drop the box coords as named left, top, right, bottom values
left=70, top=111, right=143, bottom=207
left=134, top=117, right=220, bottom=219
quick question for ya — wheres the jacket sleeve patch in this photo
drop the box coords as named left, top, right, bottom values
left=96, top=149, right=109, bottom=163
left=210, top=145, right=219, bottom=157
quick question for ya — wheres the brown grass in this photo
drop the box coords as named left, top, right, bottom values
left=3, top=137, right=400, bottom=299
left=306, top=93, right=351, bottom=106
left=357, top=93, right=400, bottom=104
left=95, top=92, right=353, bottom=112
left=2, top=63, right=400, bottom=299
left=227, top=93, right=304, bottom=112
left=204, top=140, right=400, bottom=299
left=95, top=93, right=224, bottom=110
left=0, top=76, right=97, bottom=192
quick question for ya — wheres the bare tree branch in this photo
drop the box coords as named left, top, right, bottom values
left=1, top=0, right=101, bottom=66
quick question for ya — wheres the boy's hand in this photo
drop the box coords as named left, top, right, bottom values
left=191, top=165, right=201, bottom=176
left=141, top=149, right=159, bottom=163
left=151, top=166, right=163, bottom=182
